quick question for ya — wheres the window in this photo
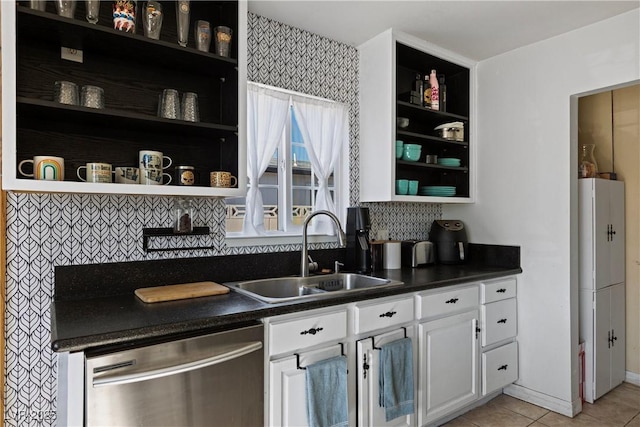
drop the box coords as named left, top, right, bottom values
left=226, top=83, right=349, bottom=241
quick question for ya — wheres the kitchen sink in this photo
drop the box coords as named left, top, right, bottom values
left=226, top=273, right=403, bottom=304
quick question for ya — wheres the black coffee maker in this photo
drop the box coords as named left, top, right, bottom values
left=346, top=207, right=372, bottom=273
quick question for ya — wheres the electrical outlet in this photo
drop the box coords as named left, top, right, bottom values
left=61, top=47, right=83, bottom=63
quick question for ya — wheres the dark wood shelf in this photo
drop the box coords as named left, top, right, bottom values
left=16, top=5, right=237, bottom=76
left=396, top=130, right=468, bottom=147
left=17, top=97, right=238, bottom=138
left=397, top=160, right=468, bottom=172
left=396, top=100, right=468, bottom=122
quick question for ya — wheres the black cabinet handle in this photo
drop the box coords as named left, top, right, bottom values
left=497, top=319, right=508, bottom=324
left=379, top=311, right=397, bottom=318
left=445, top=298, right=459, bottom=304
left=496, top=288, right=507, bottom=293
left=300, top=327, right=323, bottom=335
left=498, top=365, right=508, bottom=371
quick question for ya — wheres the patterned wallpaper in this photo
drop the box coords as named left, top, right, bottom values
left=3, top=12, right=441, bottom=426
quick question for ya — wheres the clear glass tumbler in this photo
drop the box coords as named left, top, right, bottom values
left=181, top=92, right=199, bottom=122
left=142, top=1, right=163, bottom=40
left=214, top=26, right=233, bottom=57
left=194, top=20, right=211, bottom=52
left=176, top=1, right=190, bottom=47
left=55, top=0, right=77, bottom=18
left=158, top=89, right=181, bottom=120
left=85, top=0, right=100, bottom=23
left=54, top=81, right=79, bottom=105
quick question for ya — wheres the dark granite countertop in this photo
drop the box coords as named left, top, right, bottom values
left=51, top=254, right=521, bottom=353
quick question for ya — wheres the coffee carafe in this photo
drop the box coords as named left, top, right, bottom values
left=346, top=207, right=372, bottom=273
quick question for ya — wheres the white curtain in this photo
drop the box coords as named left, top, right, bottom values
left=244, top=82, right=290, bottom=235
left=292, top=96, right=349, bottom=235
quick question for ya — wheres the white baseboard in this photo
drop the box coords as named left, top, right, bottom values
left=626, top=371, right=640, bottom=386
left=503, top=384, right=581, bottom=417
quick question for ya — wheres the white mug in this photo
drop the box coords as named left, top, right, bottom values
left=18, top=156, right=65, bottom=181
left=139, top=150, right=172, bottom=170
left=77, top=162, right=113, bottom=183
left=115, top=167, right=140, bottom=184
left=140, top=167, right=172, bottom=185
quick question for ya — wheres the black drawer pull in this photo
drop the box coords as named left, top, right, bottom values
left=498, top=365, right=508, bottom=371
left=497, top=319, right=508, bottom=324
left=445, top=298, right=459, bottom=304
left=379, top=311, right=397, bottom=318
left=300, top=327, right=324, bottom=335
left=496, top=288, right=507, bottom=293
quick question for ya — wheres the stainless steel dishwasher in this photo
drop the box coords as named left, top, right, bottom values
left=85, top=323, right=264, bottom=426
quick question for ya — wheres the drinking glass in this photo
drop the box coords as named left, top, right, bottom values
left=113, top=0, right=136, bottom=33
left=81, top=85, right=105, bottom=109
left=176, top=1, right=190, bottom=47
left=158, top=89, right=180, bottom=119
left=181, top=92, right=199, bottom=122
left=29, top=1, right=47, bottom=11
left=194, top=20, right=211, bottom=52
left=54, top=81, right=79, bottom=105
left=214, top=26, right=232, bottom=57
left=85, top=0, right=100, bottom=24
left=55, top=0, right=76, bottom=18
left=142, top=1, right=163, bottom=40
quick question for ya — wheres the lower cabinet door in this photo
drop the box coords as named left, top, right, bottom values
left=418, top=310, right=480, bottom=426
left=356, top=327, right=415, bottom=427
left=269, top=344, right=344, bottom=427
left=482, top=341, right=518, bottom=395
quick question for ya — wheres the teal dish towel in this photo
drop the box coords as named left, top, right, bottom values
left=379, top=337, right=414, bottom=421
left=305, top=355, right=348, bottom=427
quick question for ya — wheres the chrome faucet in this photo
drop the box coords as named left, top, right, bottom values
left=301, top=210, right=347, bottom=277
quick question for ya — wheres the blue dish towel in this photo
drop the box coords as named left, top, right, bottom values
left=379, top=337, right=414, bottom=421
left=305, top=355, right=348, bottom=427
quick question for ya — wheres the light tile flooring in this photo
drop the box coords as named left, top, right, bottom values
left=444, top=382, right=640, bottom=426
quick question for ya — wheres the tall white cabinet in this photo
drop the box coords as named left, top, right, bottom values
left=579, top=178, right=626, bottom=403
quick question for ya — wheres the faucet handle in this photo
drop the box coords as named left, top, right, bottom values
left=308, top=255, right=319, bottom=273
left=334, top=261, right=345, bottom=273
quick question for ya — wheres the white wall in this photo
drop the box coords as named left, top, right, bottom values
left=445, top=9, right=640, bottom=415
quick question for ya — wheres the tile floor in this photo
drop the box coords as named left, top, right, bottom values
left=443, top=382, right=640, bottom=426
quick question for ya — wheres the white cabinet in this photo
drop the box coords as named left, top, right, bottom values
left=417, top=310, right=480, bottom=425
left=579, top=179, right=625, bottom=290
left=479, top=278, right=518, bottom=396
left=579, top=178, right=626, bottom=403
left=269, top=344, right=345, bottom=427
left=356, top=327, right=415, bottom=427
left=358, top=29, right=476, bottom=203
left=416, top=285, right=481, bottom=425
left=579, top=283, right=626, bottom=403
left=266, top=307, right=349, bottom=426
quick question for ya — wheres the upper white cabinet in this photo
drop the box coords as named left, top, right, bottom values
left=579, top=179, right=625, bottom=290
left=1, top=1, right=247, bottom=197
left=358, top=29, right=476, bottom=203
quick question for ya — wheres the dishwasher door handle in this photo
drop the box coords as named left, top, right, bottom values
left=93, top=341, right=263, bottom=387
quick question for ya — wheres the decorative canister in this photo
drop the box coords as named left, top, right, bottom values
left=579, top=144, right=598, bottom=178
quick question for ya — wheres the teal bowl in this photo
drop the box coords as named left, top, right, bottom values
left=404, top=143, right=421, bottom=150
left=402, top=147, right=421, bottom=162
left=395, top=145, right=403, bottom=159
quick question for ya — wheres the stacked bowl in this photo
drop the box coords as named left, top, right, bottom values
left=395, top=140, right=404, bottom=159
left=402, top=144, right=421, bottom=162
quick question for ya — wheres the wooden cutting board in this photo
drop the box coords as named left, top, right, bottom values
left=135, top=281, right=230, bottom=303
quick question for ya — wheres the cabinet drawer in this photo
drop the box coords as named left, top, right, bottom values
left=417, top=285, right=479, bottom=320
left=353, top=296, right=414, bottom=334
left=482, top=298, right=517, bottom=346
left=269, top=309, right=347, bottom=356
left=481, top=278, right=517, bottom=304
left=482, top=342, right=518, bottom=395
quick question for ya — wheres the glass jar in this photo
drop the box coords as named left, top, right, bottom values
left=579, top=144, right=598, bottom=179
left=173, top=198, right=194, bottom=234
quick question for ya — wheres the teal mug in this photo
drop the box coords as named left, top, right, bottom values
left=396, top=179, right=409, bottom=195
left=409, top=180, right=419, bottom=195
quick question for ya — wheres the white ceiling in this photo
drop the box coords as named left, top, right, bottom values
left=248, top=1, right=640, bottom=61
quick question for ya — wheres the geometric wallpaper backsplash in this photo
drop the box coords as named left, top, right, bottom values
left=3, top=13, right=441, bottom=426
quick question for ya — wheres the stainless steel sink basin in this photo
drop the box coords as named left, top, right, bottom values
left=226, top=273, right=403, bottom=304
